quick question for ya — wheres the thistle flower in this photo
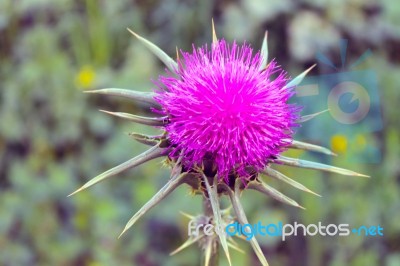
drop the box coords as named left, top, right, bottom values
left=155, top=39, right=299, bottom=183
left=69, top=23, right=368, bottom=266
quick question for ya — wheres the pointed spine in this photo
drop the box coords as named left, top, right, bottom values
left=99, top=110, right=168, bottom=126
left=289, top=140, right=336, bottom=156
left=84, top=88, right=158, bottom=106
left=227, top=241, right=245, bottom=254
left=225, top=180, right=270, bottom=266
left=247, top=180, right=305, bottom=209
left=262, top=167, right=321, bottom=197
left=119, top=172, right=188, bottom=237
left=276, top=156, right=370, bottom=177
left=68, top=146, right=167, bottom=196
left=298, top=109, right=329, bottom=123
left=284, top=64, right=316, bottom=89
left=127, top=28, right=178, bottom=73
left=202, top=174, right=231, bottom=266
left=259, top=31, right=268, bottom=71
left=170, top=235, right=203, bottom=256
left=128, top=133, right=161, bottom=146
left=204, top=237, right=214, bottom=266
left=211, top=19, right=218, bottom=44
left=179, top=211, right=195, bottom=220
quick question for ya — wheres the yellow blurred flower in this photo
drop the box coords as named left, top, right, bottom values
left=75, top=65, right=96, bottom=89
left=331, top=134, right=348, bottom=154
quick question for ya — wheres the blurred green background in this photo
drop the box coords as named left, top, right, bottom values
left=0, top=0, right=399, bottom=265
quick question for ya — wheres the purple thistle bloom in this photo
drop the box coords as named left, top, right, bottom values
left=155, top=40, right=300, bottom=182
left=73, top=29, right=368, bottom=263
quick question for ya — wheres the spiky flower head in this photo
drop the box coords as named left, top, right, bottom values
left=70, top=24, right=369, bottom=266
left=155, top=40, right=299, bottom=182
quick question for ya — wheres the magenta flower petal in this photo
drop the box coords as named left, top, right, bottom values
left=154, top=40, right=300, bottom=182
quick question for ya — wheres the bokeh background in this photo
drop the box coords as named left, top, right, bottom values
left=0, top=0, right=399, bottom=265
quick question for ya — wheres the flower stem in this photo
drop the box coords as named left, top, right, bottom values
left=203, top=196, right=219, bottom=266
